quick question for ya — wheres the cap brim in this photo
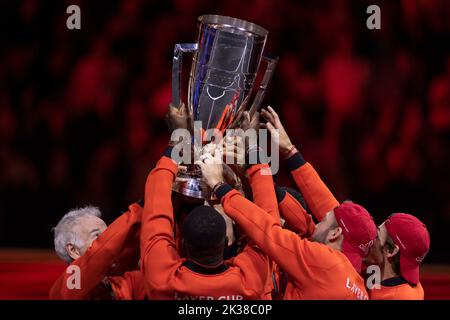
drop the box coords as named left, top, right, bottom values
left=400, top=255, right=420, bottom=284
left=342, top=240, right=363, bottom=273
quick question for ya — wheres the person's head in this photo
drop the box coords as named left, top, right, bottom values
left=311, top=211, right=341, bottom=245
left=183, top=205, right=227, bottom=265
left=366, top=213, right=430, bottom=284
left=313, top=202, right=377, bottom=273
left=53, top=206, right=107, bottom=263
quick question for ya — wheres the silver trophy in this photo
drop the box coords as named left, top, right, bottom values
left=171, top=15, right=278, bottom=199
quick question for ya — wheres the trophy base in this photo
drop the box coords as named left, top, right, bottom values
left=172, top=165, right=212, bottom=200
left=172, top=176, right=212, bottom=200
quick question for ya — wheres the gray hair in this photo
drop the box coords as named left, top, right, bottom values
left=52, top=206, right=102, bottom=263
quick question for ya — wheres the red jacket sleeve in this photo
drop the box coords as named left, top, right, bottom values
left=49, top=203, right=142, bottom=300
left=140, top=156, right=182, bottom=291
left=108, top=271, right=147, bottom=300
left=246, top=164, right=279, bottom=219
left=287, top=154, right=339, bottom=222
left=227, top=164, right=277, bottom=298
left=221, top=189, right=340, bottom=287
left=279, top=191, right=316, bottom=238
left=108, top=203, right=142, bottom=276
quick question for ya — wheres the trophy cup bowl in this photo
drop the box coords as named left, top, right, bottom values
left=171, top=15, right=278, bottom=199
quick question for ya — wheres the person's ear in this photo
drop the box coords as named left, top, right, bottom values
left=327, top=227, right=343, bottom=243
left=385, top=244, right=400, bottom=259
left=66, top=243, right=81, bottom=261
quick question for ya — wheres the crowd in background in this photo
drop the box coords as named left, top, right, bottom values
left=1, top=0, right=449, bottom=261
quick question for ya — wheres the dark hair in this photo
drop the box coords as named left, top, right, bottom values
left=183, top=205, right=226, bottom=260
left=384, top=234, right=401, bottom=276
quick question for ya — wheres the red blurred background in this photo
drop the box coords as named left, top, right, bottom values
left=1, top=0, right=450, bottom=299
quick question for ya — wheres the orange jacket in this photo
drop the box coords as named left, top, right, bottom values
left=273, top=188, right=314, bottom=298
left=108, top=270, right=147, bottom=300
left=49, top=202, right=145, bottom=300
left=275, top=154, right=339, bottom=238
left=278, top=191, right=316, bottom=238
left=140, top=156, right=273, bottom=300
left=220, top=188, right=369, bottom=300
left=247, top=164, right=280, bottom=219
left=247, top=164, right=280, bottom=299
left=370, top=279, right=424, bottom=300
left=287, top=154, right=339, bottom=222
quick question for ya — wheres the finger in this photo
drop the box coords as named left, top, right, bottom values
left=267, top=105, right=279, bottom=120
left=244, top=111, right=251, bottom=123
left=260, top=109, right=270, bottom=120
left=195, top=160, right=205, bottom=168
left=251, top=111, right=260, bottom=123
left=179, top=102, right=186, bottom=115
left=204, top=153, right=217, bottom=165
left=260, top=109, right=275, bottom=124
left=200, top=153, right=214, bottom=162
left=266, top=122, right=277, bottom=135
left=203, top=158, right=214, bottom=165
left=268, top=105, right=277, bottom=114
left=169, top=104, right=179, bottom=115
left=268, top=106, right=282, bottom=126
left=202, top=143, right=216, bottom=156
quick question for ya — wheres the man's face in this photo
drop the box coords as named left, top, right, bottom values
left=364, top=222, right=388, bottom=265
left=311, top=212, right=338, bottom=244
left=71, top=215, right=107, bottom=256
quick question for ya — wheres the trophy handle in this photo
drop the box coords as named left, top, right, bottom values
left=171, top=43, right=198, bottom=108
left=248, top=53, right=279, bottom=118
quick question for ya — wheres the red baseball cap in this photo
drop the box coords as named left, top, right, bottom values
left=334, top=202, right=377, bottom=273
left=384, top=213, right=430, bottom=284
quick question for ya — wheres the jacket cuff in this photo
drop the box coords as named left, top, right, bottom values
left=159, top=156, right=178, bottom=177
left=274, top=185, right=287, bottom=203
left=215, top=184, right=234, bottom=201
left=163, top=146, right=174, bottom=158
left=286, top=152, right=306, bottom=171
